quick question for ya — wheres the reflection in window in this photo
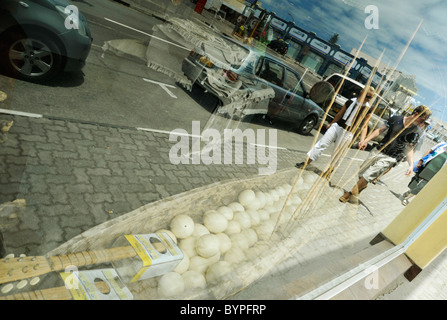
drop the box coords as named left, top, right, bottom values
left=284, top=69, right=304, bottom=95
left=259, top=60, right=284, bottom=87
left=287, top=42, right=302, bottom=60
left=323, top=63, right=344, bottom=77
left=301, top=51, right=324, bottom=73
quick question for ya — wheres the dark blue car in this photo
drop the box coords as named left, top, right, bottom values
left=0, top=0, right=92, bottom=81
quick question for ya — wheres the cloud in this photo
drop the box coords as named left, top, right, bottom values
left=262, top=0, right=447, bottom=119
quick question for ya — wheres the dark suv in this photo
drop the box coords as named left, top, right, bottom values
left=0, top=0, right=92, bottom=82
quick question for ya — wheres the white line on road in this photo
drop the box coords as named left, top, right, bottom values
left=103, top=17, right=190, bottom=51
left=143, top=78, right=177, bottom=98
left=0, top=108, right=42, bottom=118
left=136, top=127, right=201, bottom=138
left=250, top=143, right=287, bottom=150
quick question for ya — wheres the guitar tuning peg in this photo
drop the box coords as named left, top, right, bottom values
left=4, top=253, right=14, bottom=261
left=16, top=280, right=28, bottom=290
left=1, top=283, right=14, bottom=294
left=30, top=277, right=40, bottom=286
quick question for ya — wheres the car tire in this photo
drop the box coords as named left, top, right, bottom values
left=297, top=116, right=317, bottom=135
left=0, top=29, right=63, bottom=82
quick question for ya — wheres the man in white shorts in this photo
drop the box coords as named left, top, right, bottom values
left=296, top=86, right=375, bottom=179
left=339, top=104, right=432, bottom=203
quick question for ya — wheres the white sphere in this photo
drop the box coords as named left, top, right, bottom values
left=174, top=254, right=190, bottom=274
left=196, top=234, right=220, bottom=258
left=216, top=233, right=232, bottom=254
left=255, top=220, right=275, bottom=240
left=182, top=270, right=206, bottom=290
left=158, top=272, right=184, bottom=298
left=255, top=191, right=266, bottom=209
left=246, top=209, right=260, bottom=226
left=291, top=195, right=302, bottom=206
left=241, top=228, right=258, bottom=247
left=276, top=186, right=286, bottom=196
left=217, top=206, right=234, bottom=220
left=227, top=202, right=245, bottom=213
left=192, top=223, right=210, bottom=238
left=263, top=193, right=273, bottom=205
left=263, top=204, right=276, bottom=214
left=269, top=190, right=280, bottom=201
left=203, top=211, right=228, bottom=233
left=205, top=261, right=232, bottom=283
left=229, top=233, right=249, bottom=250
left=224, top=247, right=246, bottom=264
left=156, top=229, right=177, bottom=244
left=179, top=237, right=197, bottom=258
left=170, top=215, right=195, bottom=239
left=238, top=189, right=256, bottom=207
left=245, top=198, right=261, bottom=210
left=297, top=181, right=309, bottom=191
left=233, top=211, right=251, bottom=229
left=189, top=255, right=210, bottom=274
left=225, top=220, right=241, bottom=235
left=257, top=209, right=270, bottom=221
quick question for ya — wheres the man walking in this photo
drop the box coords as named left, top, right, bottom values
left=296, top=87, right=375, bottom=178
left=339, top=104, right=432, bottom=203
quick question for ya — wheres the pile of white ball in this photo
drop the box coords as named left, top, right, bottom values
left=156, top=180, right=313, bottom=298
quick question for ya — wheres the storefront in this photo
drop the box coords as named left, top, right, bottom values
left=286, top=26, right=307, bottom=60
left=300, top=37, right=331, bottom=74
left=268, top=16, right=289, bottom=40
left=321, top=50, right=355, bottom=77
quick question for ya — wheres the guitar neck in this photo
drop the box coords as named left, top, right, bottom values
left=0, top=246, right=137, bottom=285
left=0, top=281, right=111, bottom=300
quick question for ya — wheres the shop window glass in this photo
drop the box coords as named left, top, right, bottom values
left=301, top=51, right=324, bottom=73
left=284, top=69, right=304, bottom=95
left=259, top=59, right=284, bottom=87
left=323, top=63, right=344, bottom=77
left=287, top=42, right=302, bottom=60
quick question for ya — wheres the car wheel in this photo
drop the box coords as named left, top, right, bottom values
left=0, top=29, right=63, bottom=82
left=297, top=116, right=317, bottom=135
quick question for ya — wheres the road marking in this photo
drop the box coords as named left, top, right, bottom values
left=143, top=78, right=177, bottom=98
left=250, top=143, right=287, bottom=150
left=103, top=17, right=190, bottom=51
left=0, top=108, right=42, bottom=118
left=137, top=127, right=201, bottom=138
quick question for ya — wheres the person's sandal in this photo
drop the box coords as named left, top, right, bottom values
left=339, top=191, right=352, bottom=203
left=401, top=199, right=409, bottom=206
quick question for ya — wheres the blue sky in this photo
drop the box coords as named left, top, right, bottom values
left=259, top=0, right=447, bottom=124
